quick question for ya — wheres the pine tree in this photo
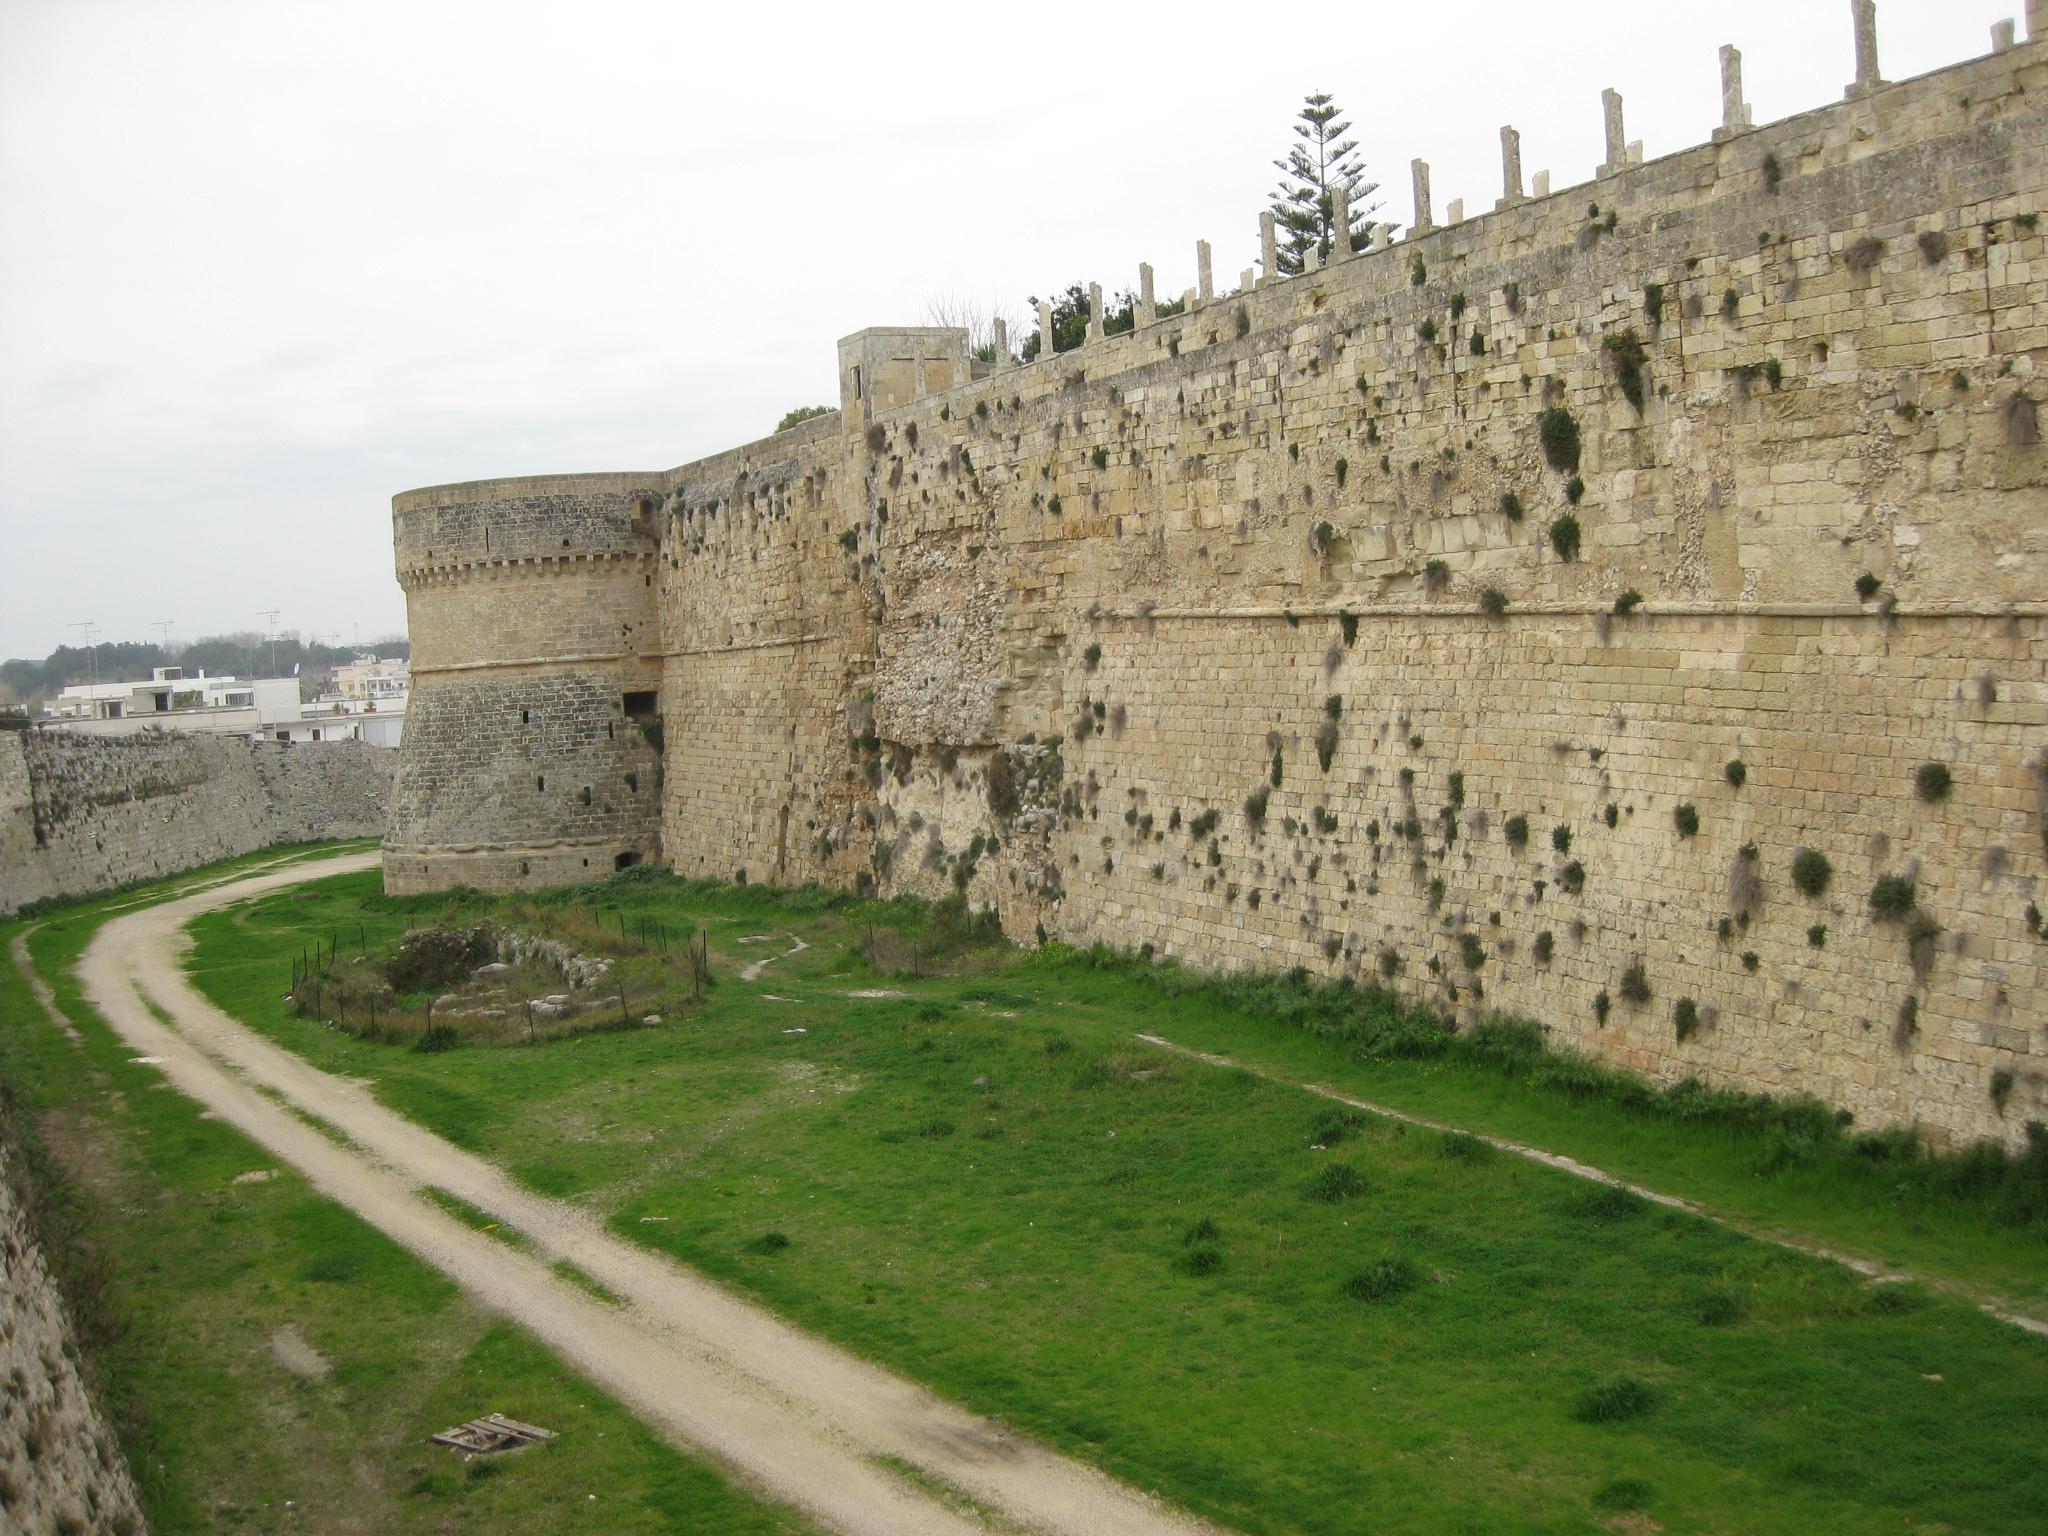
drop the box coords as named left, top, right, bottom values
left=1269, top=94, right=1380, bottom=275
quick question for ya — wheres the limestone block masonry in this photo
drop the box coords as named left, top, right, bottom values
left=391, top=37, right=2048, bottom=1147
left=0, top=1141, right=147, bottom=1535
left=0, top=732, right=393, bottom=915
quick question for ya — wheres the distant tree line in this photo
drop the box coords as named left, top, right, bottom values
left=0, top=632, right=410, bottom=710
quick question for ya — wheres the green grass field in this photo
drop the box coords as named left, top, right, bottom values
left=176, top=864, right=2048, bottom=1536
left=1, top=850, right=817, bottom=1536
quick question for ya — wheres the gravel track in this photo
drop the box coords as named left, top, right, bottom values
left=68, top=853, right=1225, bottom=1536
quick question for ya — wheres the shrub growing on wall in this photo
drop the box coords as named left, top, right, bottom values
left=1538, top=407, right=1582, bottom=472
left=1549, top=515, right=1582, bottom=562
left=1791, top=847, right=1832, bottom=897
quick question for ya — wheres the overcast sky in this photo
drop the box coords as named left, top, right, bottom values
left=0, top=0, right=2019, bottom=661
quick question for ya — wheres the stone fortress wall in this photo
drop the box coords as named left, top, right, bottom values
left=0, top=730, right=393, bottom=915
left=0, top=1139, right=147, bottom=1536
left=391, top=12, right=2048, bottom=1146
left=384, top=474, right=667, bottom=893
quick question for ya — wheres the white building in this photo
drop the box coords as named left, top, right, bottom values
left=43, top=667, right=301, bottom=738
left=329, top=654, right=409, bottom=705
left=295, top=654, right=408, bottom=747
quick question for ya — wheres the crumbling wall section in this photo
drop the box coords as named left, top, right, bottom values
left=0, top=733, right=393, bottom=915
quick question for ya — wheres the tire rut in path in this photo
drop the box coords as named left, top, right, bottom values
left=69, top=853, right=1226, bottom=1536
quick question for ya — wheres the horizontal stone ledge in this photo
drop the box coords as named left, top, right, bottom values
left=662, top=634, right=831, bottom=658
left=1086, top=600, right=2048, bottom=623
left=383, top=838, right=626, bottom=857
left=397, top=550, right=657, bottom=582
left=410, top=652, right=661, bottom=676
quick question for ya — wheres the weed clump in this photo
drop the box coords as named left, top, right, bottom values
left=1342, top=1256, right=1421, bottom=1302
left=1549, top=515, right=1581, bottom=562
left=1791, top=847, right=1832, bottom=898
left=1244, top=786, right=1271, bottom=831
left=1574, top=1377, right=1653, bottom=1423
left=1593, top=1478, right=1655, bottom=1512
left=1308, top=1108, right=1370, bottom=1148
left=1914, top=762, right=1953, bottom=802
left=1693, top=1285, right=1744, bottom=1326
left=1673, top=803, right=1700, bottom=837
left=1439, top=1131, right=1490, bottom=1162
left=1602, top=329, right=1648, bottom=413
left=1180, top=1245, right=1224, bottom=1276
left=1538, top=407, right=1582, bottom=473
left=1305, top=1162, right=1369, bottom=1203
left=1869, top=875, right=1917, bottom=921
left=1724, top=759, right=1746, bottom=788
left=1674, top=998, right=1700, bottom=1041
left=413, top=1023, right=461, bottom=1054
left=1618, top=960, right=1651, bottom=1005
left=1570, top=1183, right=1647, bottom=1223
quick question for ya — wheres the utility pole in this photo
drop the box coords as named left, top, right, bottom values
left=68, top=621, right=99, bottom=689
left=258, top=609, right=282, bottom=675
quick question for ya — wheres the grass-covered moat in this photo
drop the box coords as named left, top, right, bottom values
left=183, top=863, right=2048, bottom=1536
left=0, top=846, right=819, bottom=1536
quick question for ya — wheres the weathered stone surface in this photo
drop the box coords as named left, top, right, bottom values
left=0, top=732, right=392, bottom=913
left=392, top=39, right=2048, bottom=1146
left=0, top=1141, right=147, bottom=1535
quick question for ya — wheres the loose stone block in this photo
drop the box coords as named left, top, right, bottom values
left=1260, top=211, right=1279, bottom=282
left=1409, top=158, right=1434, bottom=235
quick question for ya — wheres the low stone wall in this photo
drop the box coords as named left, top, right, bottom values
left=0, top=731, right=393, bottom=915
left=0, top=1140, right=146, bottom=1534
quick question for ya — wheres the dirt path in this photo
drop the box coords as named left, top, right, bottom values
left=63, top=853, right=1225, bottom=1536
left=737, top=931, right=809, bottom=982
left=1135, top=1031, right=2048, bottom=1339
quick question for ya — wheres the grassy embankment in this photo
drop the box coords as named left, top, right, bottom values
left=183, top=865, right=2048, bottom=1536
left=0, top=846, right=817, bottom=1536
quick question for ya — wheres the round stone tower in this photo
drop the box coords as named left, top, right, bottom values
left=384, top=472, right=667, bottom=894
